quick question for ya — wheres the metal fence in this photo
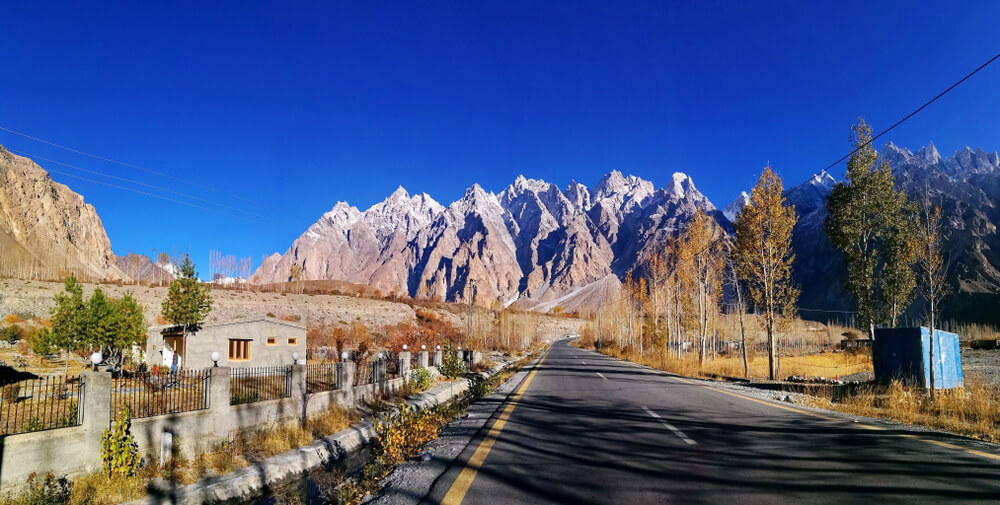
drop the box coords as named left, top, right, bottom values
left=230, top=366, right=292, bottom=405
left=305, top=363, right=342, bottom=394
left=111, top=368, right=211, bottom=420
left=1, top=374, right=81, bottom=435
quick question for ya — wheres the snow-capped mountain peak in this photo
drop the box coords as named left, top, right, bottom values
left=916, top=141, right=942, bottom=165
left=723, top=191, right=750, bottom=222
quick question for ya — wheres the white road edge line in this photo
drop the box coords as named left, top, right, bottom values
left=642, top=406, right=697, bottom=446
left=596, top=372, right=608, bottom=380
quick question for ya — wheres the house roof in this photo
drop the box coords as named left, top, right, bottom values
left=148, top=318, right=306, bottom=333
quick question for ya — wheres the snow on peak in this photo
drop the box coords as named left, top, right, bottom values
left=668, top=172, right=692, bottom=198
left=812, top=170, right=836, bottom=189
left=593, top=171, right=655, bottom=210
left=916, top=141, right=941, bottom=164
left=564, top=180, right=591, bottom=210
left=364, top=186, right=444, bottom=241
left=323, top=202, right=363, bottom=228
left=723, top=191, right=750, bottom=222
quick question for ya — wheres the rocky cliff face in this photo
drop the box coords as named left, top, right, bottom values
left=878, top=142, right=1000, bottom=323
left=0, top=146, right=126, bottom=280
left=785, top=142, right=1000, bottom=324
left=252, top=170, right=722, bottom=308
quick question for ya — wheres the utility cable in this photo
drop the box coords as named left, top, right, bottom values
left=8, top=148, right=269, bottom=220
left=43, top=168, right=264, bottom=224
left=819, top=52, right=1000, bottom=174
left=0, top=124, right=260, bottom=204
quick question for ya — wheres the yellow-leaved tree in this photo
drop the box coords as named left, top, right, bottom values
left=733, top=166, right=799, bottom=380
left=677, top=209, right=724, bottom=365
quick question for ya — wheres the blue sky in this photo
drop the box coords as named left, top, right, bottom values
left=2, top=1, right=999, bottom=274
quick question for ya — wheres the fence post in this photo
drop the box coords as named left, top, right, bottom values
left=292, top=365, right=307, bottom=424
left=398, top=351, right=411, bottom=379
left=471, top=350, right=482, bottom=367
left=208, top=367, right=232, bottom=439
left=433, top=350, right=443, bottom=367
left=339, top=361, right=355, bottom=390
left=418, top=350, right=429, bottom=369
left=81, top=371, right=112, bottom=468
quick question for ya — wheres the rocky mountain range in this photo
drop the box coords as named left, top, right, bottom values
left=251, top=171, right=726, bottom=311
left=6, top=138, right=1000, bottom=323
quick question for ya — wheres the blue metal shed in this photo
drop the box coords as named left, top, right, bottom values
left=873, top=327, right=963, bottom=389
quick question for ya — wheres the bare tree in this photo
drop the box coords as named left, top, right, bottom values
left=917, top=192, right=950, bottom=401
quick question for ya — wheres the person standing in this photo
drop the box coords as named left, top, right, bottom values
left=171, top=350, right=179, bottom=374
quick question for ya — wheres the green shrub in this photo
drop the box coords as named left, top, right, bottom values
left=101, top=407, right=140, bottom=478
left=467, top=375, right=492, bottom=400
left=412, top=367, right=432, bottom=392
left=438, top=343, right=466, bottom=379
left=60, top=404, right=78, bottom=427
left=1, top=325, right=21, bottom=345
left=230, top=390, right=260, bottom=405
left=26, top=417, right=44, bottom=432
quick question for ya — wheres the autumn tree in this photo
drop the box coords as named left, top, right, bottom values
left=825, top=119, right=916, bottom=338
left=161, top=257, right=213, bottom=364
left=677, top=209, right=724, bottom=365
left=725, top=250, right=750, bottom=378
left=733, top=166, right=799, bottom=380
left=916, top=193, right=951, bottom=401
left=290, top=263, right=303, bottom=294
left=645, top=252, right=668, bottom=343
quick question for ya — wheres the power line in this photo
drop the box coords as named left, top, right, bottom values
left=0, top=124, right=260, bottom=204
left=820, top=52, right=1000, bottom=174
left=8, top=148, right=269, bottom=220
left=42, top=167, right=263, bottom=224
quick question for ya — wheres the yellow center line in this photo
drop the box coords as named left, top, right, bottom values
left=440, top=348, right=550, bottom=505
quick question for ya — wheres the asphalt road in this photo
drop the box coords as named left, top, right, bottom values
left=421, top=339, right=1000, bottom=504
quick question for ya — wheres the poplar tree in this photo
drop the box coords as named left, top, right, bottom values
left=825, top=118, right=915, bottom=339
left=677, top=209, right=724, bottom=365
left=733, top=167, right=799, bottom=380
left=917, top=193, right=950, bottom=400
left=161, top=257, right=213, bottom=364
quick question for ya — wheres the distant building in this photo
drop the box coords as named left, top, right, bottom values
left=145, top=319, right=306, bottom=369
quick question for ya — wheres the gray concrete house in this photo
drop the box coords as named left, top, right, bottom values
left=145, top=319, right=307, bottom=369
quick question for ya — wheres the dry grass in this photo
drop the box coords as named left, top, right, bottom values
left=595, top=345, right=871, bottom=381
left=584, top=342, right=1000, bottom=444
left=0, top=346, right=88, bottom=375
left=805, top=375, right=1000, bottom=442
left=57, top=405, right=360, bottom=505
left=68, top=469, right=154, bottom=505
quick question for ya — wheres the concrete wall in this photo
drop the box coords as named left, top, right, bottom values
left=0, top=357, right=408, bottom=491
left=146, top=319, right=307, bottom=369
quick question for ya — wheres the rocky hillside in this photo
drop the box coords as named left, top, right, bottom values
left=252, top=171, right=725, bottom=309
left=776, top=142, right=1000, bottom=324
left=880, top=142, right=1000, bottom=323
left=0, top=146, right=126, bottom=281
left=114, top=253, right=174, bottom=284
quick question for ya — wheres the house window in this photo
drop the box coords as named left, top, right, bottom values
left=266, top=337, right=277, bottom=345
left=287, top=338, right=298, bottom=346
left=228, top=339, right=251, bottom=361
